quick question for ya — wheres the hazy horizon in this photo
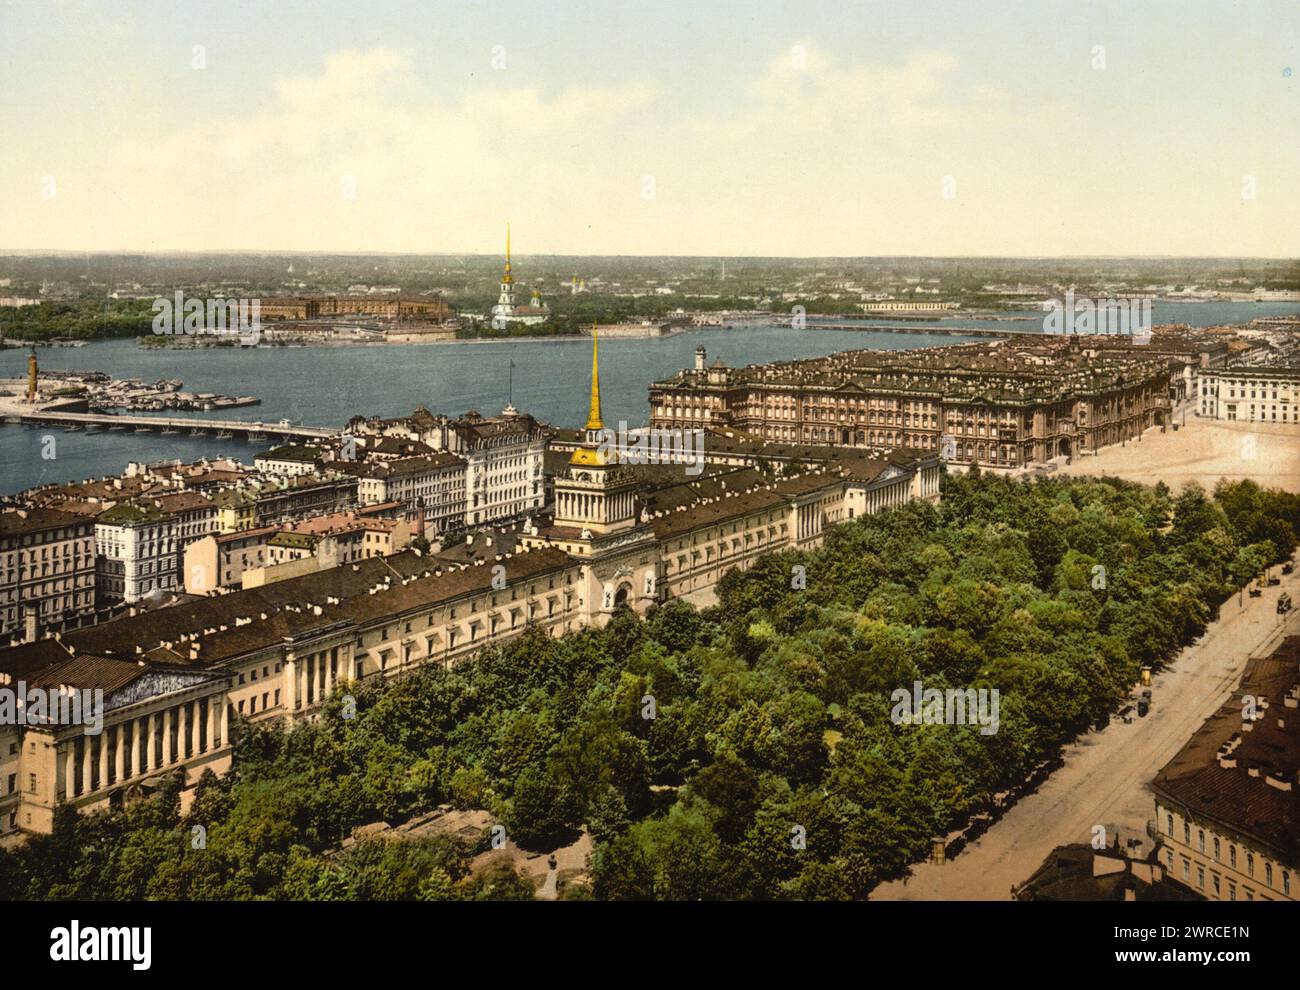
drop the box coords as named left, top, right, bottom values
left=2, top=0, right=1298, bottom=256
left=1, top=249, right=1297, bottom=262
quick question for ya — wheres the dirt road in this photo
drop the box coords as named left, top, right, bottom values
left=871, top=564, right=1300, bottom=901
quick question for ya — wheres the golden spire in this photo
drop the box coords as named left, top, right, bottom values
left=585, top=322, right=603, bottom=431
left=503, top=222, right=513, bottom=283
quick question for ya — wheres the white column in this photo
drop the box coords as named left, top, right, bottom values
left=145, top=713, right=156, bottom=772
left=220, top=701, right=229, bottom=746
left=208, top=697, right=219, bottom=751
left=163, top=707, right=174, bottom=764
left=114, top=725, right=125, bottom=783
left=98, top=729, right=110, bottom=789
left=131, top=718, right=142, bottom=777
left=285, top=657, right=298, bottom=710
left=80, top=737, right=91, bottom=795
left=189, top=701, right=201, bottom=757
left=51, top=741, right=63, bottom=800
left=63, top=742, right=76, bottom=799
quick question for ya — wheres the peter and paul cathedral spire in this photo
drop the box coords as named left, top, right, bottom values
left=491, top=223, right=517, bottom=325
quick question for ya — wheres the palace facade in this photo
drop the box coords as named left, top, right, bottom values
left=649, top=338, right=1174, bottom=470
left=1197, top=365, right=1300, bottom=424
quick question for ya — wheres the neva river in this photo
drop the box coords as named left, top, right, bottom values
left=0, top=302, right=1295, bottom=495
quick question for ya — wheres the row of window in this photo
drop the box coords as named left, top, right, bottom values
left=1166, top=813, right=1292, bottom=894
left=0, top=527, right=91, bottom=549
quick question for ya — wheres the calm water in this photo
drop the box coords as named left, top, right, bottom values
left=1, top=324, right=963, bottom=493
left=1, top=301, right=1294, bottom=495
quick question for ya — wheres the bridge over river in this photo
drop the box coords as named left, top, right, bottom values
left=13, top=409, right=338, bottom=443
left=785, top=320, right=1041, bottom=337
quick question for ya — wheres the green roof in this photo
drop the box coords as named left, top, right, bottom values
left=215, top=488, right=256, bottom=507
left=268, top=531, right=318, bottom=549
left=260, top=445, right=321, bottom=462
left=97, top=501, right=165, bottom=525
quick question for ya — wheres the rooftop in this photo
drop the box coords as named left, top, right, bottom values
left=1152, top=635, right=1300, bottom=861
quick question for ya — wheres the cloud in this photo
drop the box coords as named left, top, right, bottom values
left=2, top=38, right=1296, bottom=256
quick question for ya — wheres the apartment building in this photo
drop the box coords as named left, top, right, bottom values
left=251, top=473, right=358, bottom=526
left=348, top=405, right=546, bottom=527
left=95, top=493, right=220, bottom=604
left=0, top=507, right=96, bottom=643
left=1152, top=636, right=1299, bottom=902
left=341, top=452, right=467, bottom=534
left=254, top=445, right=323, bottom=478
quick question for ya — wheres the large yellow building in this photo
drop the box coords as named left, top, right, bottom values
left=0, top=640, right=232, bottom=845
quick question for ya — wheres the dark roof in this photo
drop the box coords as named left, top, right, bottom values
left=29, top=654, right=149, bottom=695
left=50, top=552, right=431, bottom=658
left=433, top=529, right=523, bottom=564
left=0, top=639, right=75, bottom=680
left=31, top=546, right=572, bottom=668
left=1151, top=636, right=1300, bottom=861
left=0, top=506, right=94, bottom=538
left=177, top=545, right=573, bottom=664
left=213, top=525, right=280, bottom=545
left=1015, top=844, right=1203, bottom=902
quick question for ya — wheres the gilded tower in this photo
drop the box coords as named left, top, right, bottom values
left=554, top=325, right=637, bottom=535
left=490, top=223, right=517, bottom=324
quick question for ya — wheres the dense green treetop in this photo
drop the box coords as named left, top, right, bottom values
left=1, top=474, right=1294, bottom=900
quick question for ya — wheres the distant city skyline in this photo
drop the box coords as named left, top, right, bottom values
left=1, top=0, right=1298, bottom=257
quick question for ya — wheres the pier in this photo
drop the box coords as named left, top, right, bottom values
left=10, top=410, right=337, bottom=443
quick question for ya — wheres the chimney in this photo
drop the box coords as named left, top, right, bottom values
left=22, top=604, right=39, bottom=645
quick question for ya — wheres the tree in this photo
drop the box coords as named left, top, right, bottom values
left=507, top=767, right=580, bottom=850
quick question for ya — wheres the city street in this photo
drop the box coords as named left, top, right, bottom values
left=871, top=561, right=1300, bottom=901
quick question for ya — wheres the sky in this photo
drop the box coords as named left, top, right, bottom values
left=0, top=0, right=1297, bottom=257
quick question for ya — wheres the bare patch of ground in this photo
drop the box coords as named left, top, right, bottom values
left=1056, top=416, right=1300, bottom=493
